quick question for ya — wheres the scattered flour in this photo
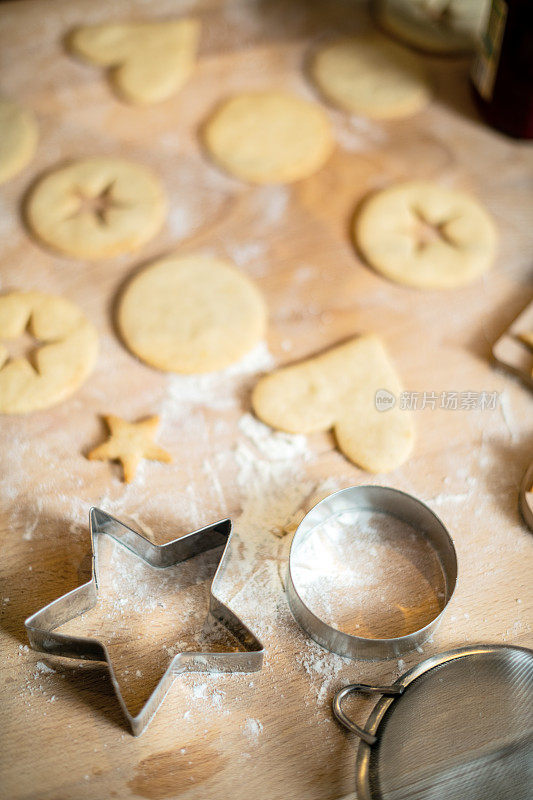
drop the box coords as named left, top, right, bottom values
left=167, top=204, right=198, bottom=240
left=499, top=390, right=518, bottom=441
left=334, top=113, right=387, bottom=152
left=291, top=509, right=446, bottom=639
left=35, top=661, right=56, bottom=675
left=159, top=342, right=275, bottom=416
left=229, top=241, right=267, bottom=270
left=243, top=717, right=263, bottom=741
left=232, top=414, right=316, bottom=547
left=250, top=185, right=289, bottom=227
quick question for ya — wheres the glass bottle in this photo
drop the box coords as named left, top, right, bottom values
left=471, top=0, right=533, bottom=138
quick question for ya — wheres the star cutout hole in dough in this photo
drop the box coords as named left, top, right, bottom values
left=410, top=206, right=458, bottom=252
left=67, top=180, right=130, bottom=226
left=88, top=414, right=172, bottom=482
left=58, top=530, right=243, bottom=718
left=0, top=325, right=43, bottom=372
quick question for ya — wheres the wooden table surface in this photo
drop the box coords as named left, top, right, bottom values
left=1, top=1, right=532, bottom=799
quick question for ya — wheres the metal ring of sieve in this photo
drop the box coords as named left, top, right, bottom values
left=333, top=644, right=533, bottom=800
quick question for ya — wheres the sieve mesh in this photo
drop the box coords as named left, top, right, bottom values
left=368, top=649, right=533, bottom=800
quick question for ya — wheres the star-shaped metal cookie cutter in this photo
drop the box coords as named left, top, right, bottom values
left=24, top=508, right=264, bottom=735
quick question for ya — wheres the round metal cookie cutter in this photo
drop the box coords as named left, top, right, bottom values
left=286, top=485, right=458, bottom=660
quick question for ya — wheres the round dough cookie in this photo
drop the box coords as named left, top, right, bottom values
left=0, top=98, right=38, bottom=184
left=118, top=254, right=267, bottom=373
left=354, top=181, right=496, bottom=289
left=203, top=91, right=334, bottom=184
left=26, top=157, right=166, bottom=259
left=310, top=35, right=431, bottom=119
left=0, top=291, right=98, bottom=413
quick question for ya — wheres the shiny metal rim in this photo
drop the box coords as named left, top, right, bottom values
left=352, top=644, right=533, bottom=800
left=286, top=485, right=458, bottom=660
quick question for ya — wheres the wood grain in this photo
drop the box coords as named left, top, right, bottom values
left=1, top=1, right=532, bottom=799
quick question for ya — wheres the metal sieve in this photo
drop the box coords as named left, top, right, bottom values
left=333, top=644, right=533, bottom=800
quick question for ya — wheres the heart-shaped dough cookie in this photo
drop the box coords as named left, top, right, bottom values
left=252, top=335, right=414, bottom=473
left=69, top=19, right=200, bottom=104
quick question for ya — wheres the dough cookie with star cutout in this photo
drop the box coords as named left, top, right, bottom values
left=69, top=19, right=200, bottom=105
left=310, top=35, right=431, bottom=119
left=203, top=91, right=334, bottom=184
left=252, top=334, right=414, bottom=473
left=118, top=254, right=267, bottom=373
left=0, top=97, right=38, bottom=184
left=354, top=181, right=496, bottom=289
left=26, top=157, right=166, bottom=259
left=0, top=291, right=98, bottom=413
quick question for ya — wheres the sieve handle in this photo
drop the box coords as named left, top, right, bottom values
left=332, top=683, right=404, bottom=746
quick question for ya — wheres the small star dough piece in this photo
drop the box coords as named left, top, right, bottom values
left=0, top=98, right=38, bottom=184
left=69, top=19, right=200, bottom=104
left=26, top=157, right=166, bottom=259
left=203, top=91, right=334, bottom=184
left=88, top=415, right=172, bottom=483
left=252, top=335, right=414, bottom=473
left=354, top=181, right=496, bottom=289
left=310, top=36, right=431, bottom=119
left=0, top=291, right=98, bottom=413
left=118, top=254, right=267, bottom=373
